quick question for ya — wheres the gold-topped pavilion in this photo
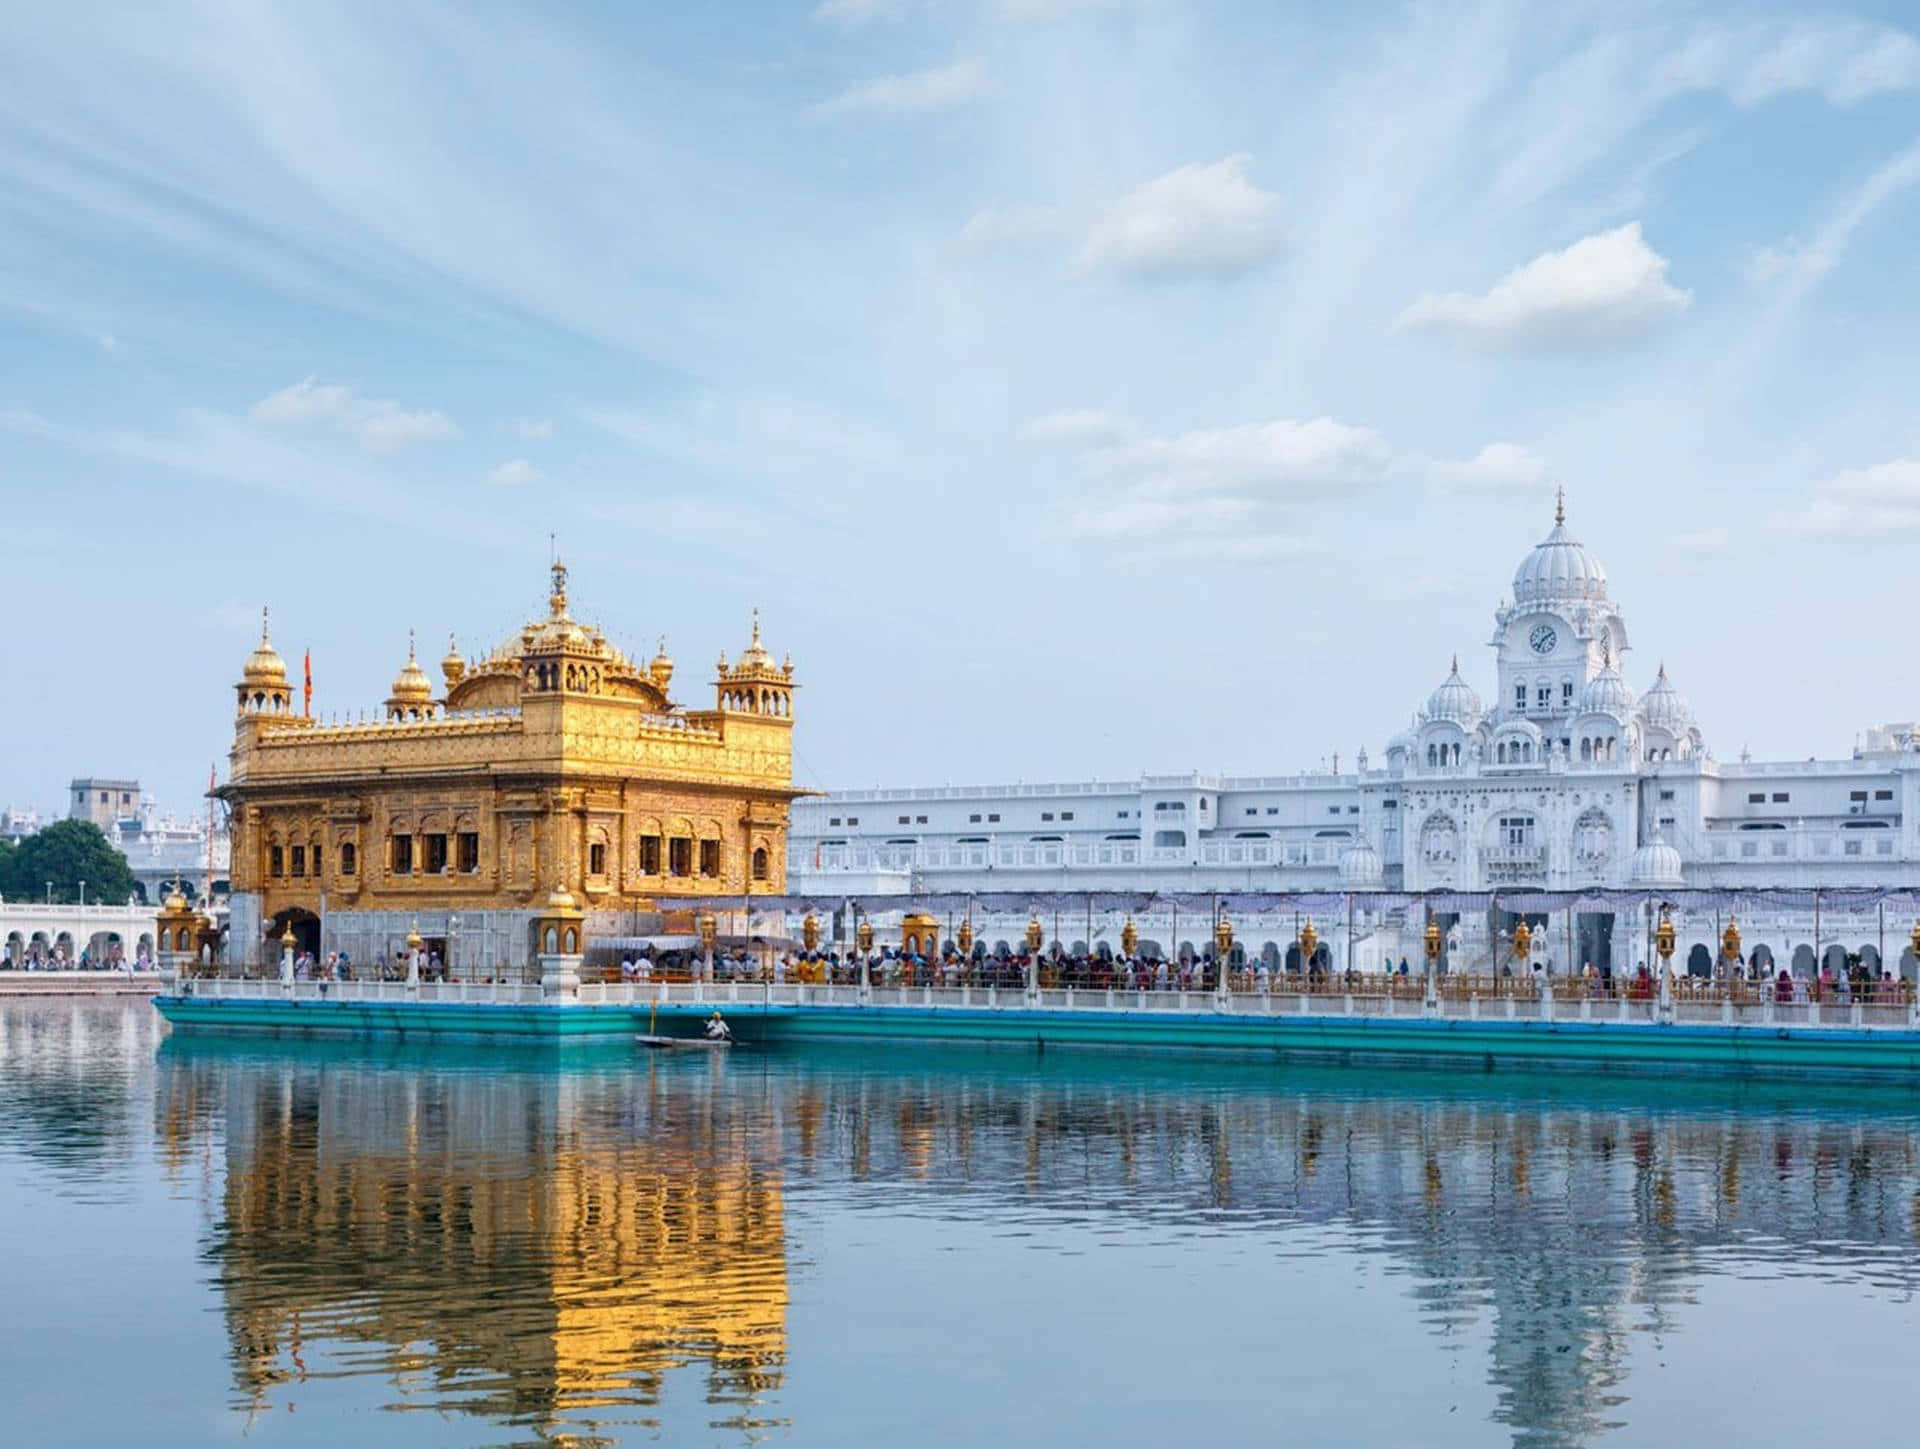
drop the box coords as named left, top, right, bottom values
left=217, top=560, right=799, bottom=970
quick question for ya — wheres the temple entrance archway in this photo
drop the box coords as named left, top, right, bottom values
left=267, top=907, right=321, bottom=961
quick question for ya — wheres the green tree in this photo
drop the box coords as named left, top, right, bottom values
left=4, top=820, right=137, bottom=905
left=0, top=836, right=15, bottom=900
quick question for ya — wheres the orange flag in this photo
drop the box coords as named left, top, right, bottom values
left=303, top=649, right=313, bottom=716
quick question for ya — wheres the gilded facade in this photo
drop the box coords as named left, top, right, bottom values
left=219, top=561, right=799, bottom=967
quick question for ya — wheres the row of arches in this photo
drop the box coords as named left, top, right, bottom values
left=3, top=930, right=152, bottom=967
left=721, top=686, right=791, bottom=716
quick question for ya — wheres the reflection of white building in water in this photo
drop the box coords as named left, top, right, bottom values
left=791, top=495, right=1920, bottom=977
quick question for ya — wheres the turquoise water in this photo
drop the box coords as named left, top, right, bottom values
left=5, top=999, right=1920, bottom=1448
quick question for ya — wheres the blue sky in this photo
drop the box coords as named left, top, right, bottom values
left=4, top=1, right=1920, bottom=815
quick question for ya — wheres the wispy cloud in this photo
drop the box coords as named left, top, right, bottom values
left=956, top=201, right=1062, bottom=255
left=1023, top=409, right=1136, bottom=445
left=1429, top=442, right=1549, bottom=492
left=0, top=406, right=506, bottom=544
left=1080, top=155, right=1287, bottom=282
left=809, top=61, right=986, bottom=119
left=1772, top=458, right=1920, bottom=536
left=812, top=0, right=907, bottom=21
left=516, top=418, right=553, bottom=439
left=1670, top=526, right=1731, bottom=554
left=488, top=457, right=544, bottom=487
left=251, top=378, right=457, bottom=449
left=1397, top=223, right=1689, bottom=350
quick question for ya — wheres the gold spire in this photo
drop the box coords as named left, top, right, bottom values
left=242, top=606, right=288, bottom=684
left=441, top=632, right=466, bottom=689
left=549, top=557, right=569, bottom=618
left=736, top=608, right=775, bottom=671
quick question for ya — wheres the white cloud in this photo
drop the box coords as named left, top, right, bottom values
left=809, top=61, right=986, bottom=119
left=1396, top=222, right=1690, bottom=350
left=1079, top=154, right=1287, bottom=281
left=1023, top=409, right=1136, bottom=445
left=98, top=332, right=122, bottom=354
left=1670, top=526, right=1730, bottom=555
left=516, top=418, right=553, bottom=439
left=1070, top=495, right=1253, bottom=537
left=996, top=0, right=1129, bottom=17
left=956, top=201, right=1062, bottom=254
left=1717, top=19, right=1920, bottom=106
left=488, top=457, right=545, bottom=487
left=251, top=377, right=457, bottom=449
left=1773, top=459, right=1920, bottom=537
left=1429, top=442, right=1549, bottom=492
left=1057, top=413, right=1385, bottom=561
left=1092, top=416, right=1391, bottom=497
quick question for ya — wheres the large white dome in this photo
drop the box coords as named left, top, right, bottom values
left=1425, top=657, right=1482, bottom=726
left=1628, top=838, right=1684, bottom=888
left=1638, top=663, right=1693, bottom=732
left=1339, top=838, right=1385, bottom=886
left=1513, top=493, right=1608, bottom=606
left=1578, top=663, right=1635, bottom=717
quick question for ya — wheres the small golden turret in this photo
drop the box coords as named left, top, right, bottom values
left=441, top=634, right=465, bottom=691
left=650, top=636, right=674, bottom=692
left=1120, top=915, right=1139, bottom=958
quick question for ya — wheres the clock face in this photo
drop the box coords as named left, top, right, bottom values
left=1528, top=624, right=1557, bottom=655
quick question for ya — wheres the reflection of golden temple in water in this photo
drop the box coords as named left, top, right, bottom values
left=141, top=1028, right=1920, bottom=1449
left=188, top=1059, right=787, bottom=1437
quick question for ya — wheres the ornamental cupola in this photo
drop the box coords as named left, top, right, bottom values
left=1424, top=656, right=1482, bottom=727
left=386, top=631, right=436, bottom=720
left=1512, top=488, right=1609, bottom=607
left=236, top=609, right=293, bottom=715
left=440, top=633, right=466, bottom=692
left=649, top=637, right=674, bottom=693
left=717, top=610, right=795, bottom=717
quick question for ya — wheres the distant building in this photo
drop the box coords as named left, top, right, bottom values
left=69, top=778, right=140, bottom=832
left=792, top=494, right=1920, bottom=977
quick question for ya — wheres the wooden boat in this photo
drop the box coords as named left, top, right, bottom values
left=635, top=1033, right=730, bottom=1050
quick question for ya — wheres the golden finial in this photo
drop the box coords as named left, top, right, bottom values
left=407, top=628, right=417, bottom=662
left=549, top=556, right=569, bottom=617
left=260, top=606, right=272, bottom=643
left=1554, top=484, right=1566, bottom=527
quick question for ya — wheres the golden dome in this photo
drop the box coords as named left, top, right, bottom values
left=440, top=633, right=465, bottom=689
left=649, top=637, right=674, bottom=690
left=735, top=610, right=775, bottom=672
left=242, top=608, right=287, bottom=684
left=389, top=632, right=435, bottom=703
left=162, top=886, right=189, bottom=914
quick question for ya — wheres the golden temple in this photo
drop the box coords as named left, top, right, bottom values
left=217, top=559, right=799, bottom=968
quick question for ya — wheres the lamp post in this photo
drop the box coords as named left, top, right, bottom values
left=1423, top=912, right=1441, bottom=1012
left=1299, top=918, right=1318, bottom=991
left=1024, top=910, right=1043, bottom=1000
left=1721, top=916, right=1742, bottom=986
left=855, top=910, right=874, bottom=997
left=698, top=907, right=718, bottom=985
left=405, top=920, right=423, bottom=988
left=1655, top=904, right=1676, bottom=1022
left=79, top=880, right=86, bottom=908
left=279, top=923, right=296, bottom=984
left=1213, top=909, right=1234, bottom=1004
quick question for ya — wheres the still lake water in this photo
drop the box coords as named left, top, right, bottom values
left=5, top=1000, right=1920, bottom=1448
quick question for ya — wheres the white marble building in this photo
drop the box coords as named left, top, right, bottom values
left=791, top=495, right=1920, bottom=977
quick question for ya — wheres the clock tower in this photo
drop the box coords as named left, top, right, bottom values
left=1488, top=491, right=1627, bottom=726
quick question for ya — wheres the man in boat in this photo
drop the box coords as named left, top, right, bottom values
left=705, top=1011, right=732, bottom=1042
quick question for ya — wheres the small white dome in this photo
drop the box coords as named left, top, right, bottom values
left=1339, top=839, right=1385, bottom=886
left=1385, top=725, right=1417, bottom=757
left=1425, top=657, right=1482, bottom=726
left=1513, top=493, right=1607, bottom=606
left=1578, top=664, right=1635, bottom=717
left=1628, top=839, right=1684, bottom=887
left=1637, top=663, right=1693, bottom=733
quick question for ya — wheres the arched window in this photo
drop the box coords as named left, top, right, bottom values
left=340, top=842, right=357, bottom=877
left=752, top=846, right=770, bottom=881
left=1580, top=737, right=1592, bottom=762
left=1497, top=742, right=1507, bottom=764
left=1427, top=745, right=1437, bottom=767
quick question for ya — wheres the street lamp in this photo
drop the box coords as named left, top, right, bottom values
left=79, top=880, right=86, bottom=907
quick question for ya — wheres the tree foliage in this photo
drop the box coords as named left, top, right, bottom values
left=0, top=820, right=137, bottom=904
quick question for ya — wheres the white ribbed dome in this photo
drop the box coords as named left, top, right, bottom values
left=1339, top=839, right=1384, bottom=886
left=1578, top=664, right=1635, bottom=717
left=1425, top=657, right=1482, bottom=725
left=1628, top=839, right=1684, bottom=887
left=1385, top=725, right=1417, bottom=757
left=1513, top=493, right=1607, bottom=606
left=1637, top=663, right=1692, bottom=732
